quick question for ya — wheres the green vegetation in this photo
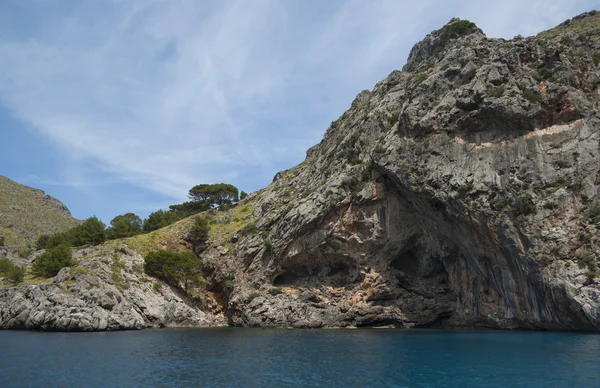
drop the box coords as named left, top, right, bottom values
left=0, top=258, right=11, bottom=274
left=188, top=216, right=210, bottom=250
left=542, top=202, right=558, bottom=210
left=536, top=68, right=553, bottom=81
left=575, top=252, right=599, bottom=279
left=585, top=200, right=600, bottom=223
left=144, top=183, right=242, bottom=232
left=487, top=86, right=504, bottom=98
left=240, top=191, right=248, bottom=200
left=37, top=216, right=106, bottom=249
left=593, top=52, right=600, bottom=66
left=106, top=213, right=143, bottom=239
left=268, top=287, right=283, bottom=296
left=32, top=244, right=74, bottom=278
left=0, top=176, right=81, bottom=250
left=111, top=255, right=129, bottom=292
left=432, top=20, right=478, bottom=53
left=522, top=89, right=541, bottom=103
left=513, top=195, right=536, bottom=217
left=388, top=112, right=400, bottom=127
left=142, top=210, right=183, bottom=232
left=18, top=248, right=34, bottom=258
left=172, top=183, right=239, bottom=215
left=144, top=250, right=203, bottom=295
left=70, top=217, right=106, bottom=246
left=0, top=236, right=4, bottom=247
left=560, top=36, right=574, bottom=46
left=239, top=222, right=258, bottom=237
left=538, top=12, right=600, bottom=43
left=0, top=258, right=25, bottom=283
left=263, top=238, right=274, bottom=254
left=457, top=182, right=474, bottom=198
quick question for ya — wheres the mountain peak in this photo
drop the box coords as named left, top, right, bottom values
left=403, top=18, right=484, bottom=72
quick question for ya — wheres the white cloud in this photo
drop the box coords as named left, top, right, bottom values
left=0, top=0, right=595, bottom=206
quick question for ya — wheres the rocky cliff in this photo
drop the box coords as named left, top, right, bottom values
left=0, top=244, right=224, bottom=330
left=210, top=11, right=600, bottom=331
left=1, top=11, right=600, bottom=331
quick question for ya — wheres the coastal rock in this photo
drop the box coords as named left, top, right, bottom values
left=0, top=247, right=225, bottom=330
left=201, top=11, right=600, bottom=331
left=2, top=11, right=600, bottom=331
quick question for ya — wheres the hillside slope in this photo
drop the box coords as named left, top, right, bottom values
left=1, top=11, right=600, bottom=331
left=0, top=175, right=80, bottom=251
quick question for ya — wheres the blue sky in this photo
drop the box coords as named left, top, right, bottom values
left=0, top=0, right=596, bottom=224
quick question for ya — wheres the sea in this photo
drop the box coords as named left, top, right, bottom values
left=1, top=328, right=599, bottom=387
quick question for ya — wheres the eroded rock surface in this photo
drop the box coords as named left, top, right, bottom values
left=0, top=246, right=225, bottom=330
left=206, top=12, right=600, bottom=330
left=2, top=12, right=600, bottom=331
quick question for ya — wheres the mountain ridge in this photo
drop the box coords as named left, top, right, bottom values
left=0, top=175, right=80, bottom=252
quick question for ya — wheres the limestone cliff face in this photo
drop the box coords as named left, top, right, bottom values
left=1, top=12, right=600, bottom=331
left=206, top=11, right=600, bottom=330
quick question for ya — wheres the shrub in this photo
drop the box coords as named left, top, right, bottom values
left=32, top=244, right=74, bottom=278
left=5, top=265, right=25, bottom=283
left=144, top=250, right=203, bottom=295
left=593, top=52, right=600, bottom=66
left=0, top=236, right=4, bottom=247
left=263, top=238, right=273, bottom=253
left=36, top=232, right=71, bottom=249
left=586, top=201, right=600, bottom=223
left=246, top=292, right=261, bottom=303
left=432, top=20, right=478, bottom=53
left=268, top=287, right=283, bottom=296
left=388, top=112, right=400, bottom=127
left=18, top=249, right=34, bottom=259
left=416, top=72, right=428, bottom=84
left=36, top=216, right=106, bottom=249
left=0, top=258, right=13, bottom=274
left=560, top=36, right=573, bottom=46
left=239, top=222, right=258, bottom=236
left=457, top=182, right=474, bottom=198
left=522, top=90, right=541, bottom=104
left=536, top=68, right=553, bottom=81
left=36, top=234, right=50, bottom=250
left=513, top=195, right=536, bottom=217
left=188, top=216, right=210, bottom=250
left=576, top=252, right=597, bottom=271
left=487, top=86, right=504, bottom=98
left=0, top=259, right=25, bottom=283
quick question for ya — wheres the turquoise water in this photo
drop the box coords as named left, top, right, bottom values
left=1, top=329, right=599, bottom=387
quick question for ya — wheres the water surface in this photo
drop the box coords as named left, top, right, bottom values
left=1, top=328, right=599, bottom=387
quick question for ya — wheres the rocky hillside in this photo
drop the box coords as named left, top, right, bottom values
left=1, top=11, right=600, bottom=331
left=210, top=10, right=600, bottom=330
left=0, top=176, right=80, bottom=252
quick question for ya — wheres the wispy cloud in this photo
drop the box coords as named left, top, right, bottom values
left=0, top=0, right=596, bottom=219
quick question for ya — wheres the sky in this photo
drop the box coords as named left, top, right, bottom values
left=0, top=0, right=596, bottom=224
